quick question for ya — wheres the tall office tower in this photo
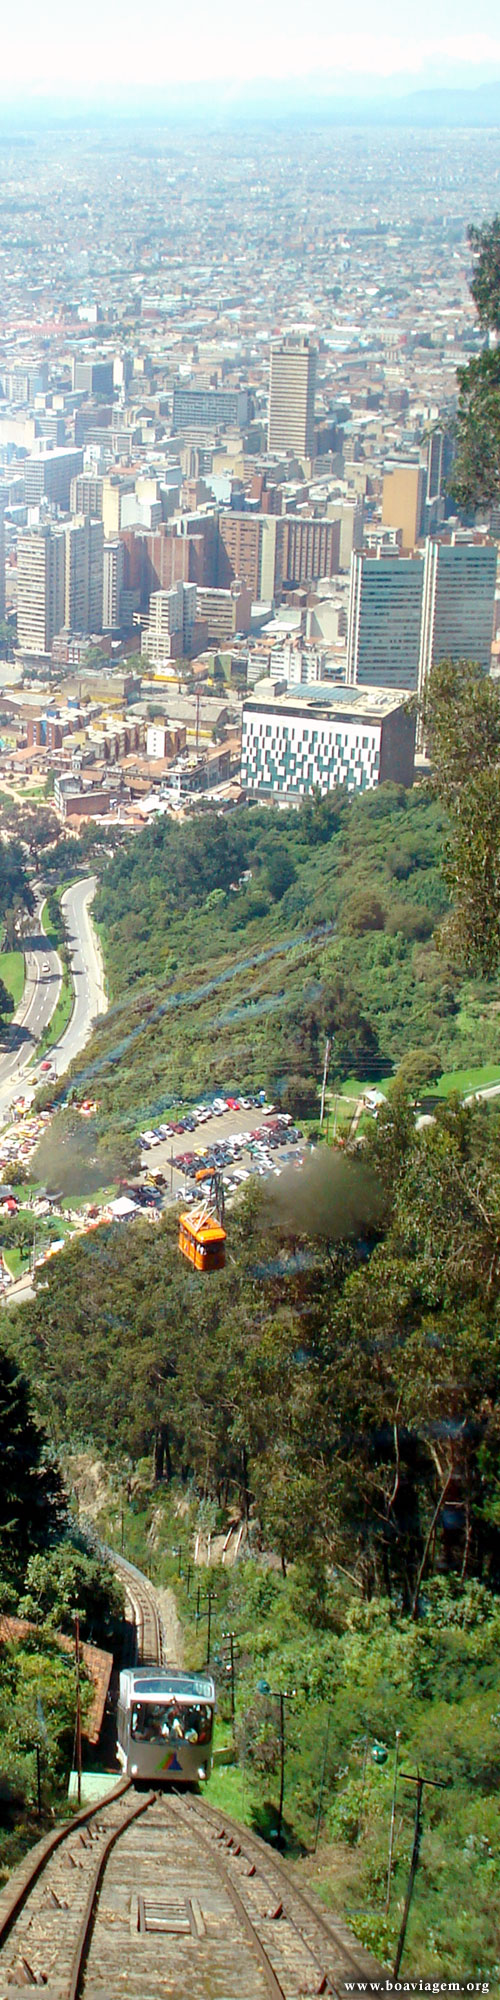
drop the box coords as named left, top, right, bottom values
left=418, top=535, right=497, bottom=698
left=70, top=473, right=104, bottom=518
left=64, top=516, right=104, bottom=633
left=172, top=386, right=249, bottom=432
left=268, top=337, right=317, bottom=459
left=17, top=525, right=66, bottom=655
left=0, top=494, right=5, bottom=626
left=425, top=427, right=455, bottom=507
left=423, top=426, right=456, bottom=529
left=73, top=357, right=114, bottom=398
left=218, top=513, right=263, bottom=597
left=274, top=515, right=341, bottom=593
left=103, top=539, right=125, bottom=631
left=382, top=463, right=424, bottom=552
left=347, top=550, right=424, bottom=691
left=24, top=448, right=84, bottom=510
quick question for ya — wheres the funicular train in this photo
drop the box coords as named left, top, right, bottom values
left=117, top=1666, right=216, bottom=1784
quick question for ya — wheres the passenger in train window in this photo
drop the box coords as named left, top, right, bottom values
left=168, top=1703, right=184, bottom=1739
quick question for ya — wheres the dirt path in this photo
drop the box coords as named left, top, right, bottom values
left=156, top=1586, right=184, bottom=1667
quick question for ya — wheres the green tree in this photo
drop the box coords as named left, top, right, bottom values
left=18, top=1543, right=124, bottom=1645
left=451, top=216, right=500, bottom=508
left=423, top=658, right=500, bottom=974
left=395, top=1048, right=441, bottom=1096
left=0, top=1350, right=64, bottom=1580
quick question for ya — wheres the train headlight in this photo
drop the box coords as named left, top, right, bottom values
left=197, top=1764, right=207, bottom=1781
left=131, top=1763, right=138, bottom=1776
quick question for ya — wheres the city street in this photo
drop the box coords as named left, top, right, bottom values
left=0, top=876, right=107, bottom=1124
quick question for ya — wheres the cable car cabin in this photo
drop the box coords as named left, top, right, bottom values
left=117, top=1668, right=216, bottom=1785
left=178, top=1210, right=226, bottom=1272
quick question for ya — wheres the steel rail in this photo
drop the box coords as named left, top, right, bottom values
left=0, top=1778, right=131, bottom=1954
left=68, top=1790, right=156, bottom=2000
left=167, top=1794, right=290, bottom=2000
left=180, top=1795, right=383, bottom=1988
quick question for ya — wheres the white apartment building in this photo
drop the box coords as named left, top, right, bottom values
left=241, top=687, right=416, bottom=801
left=141, top=582, right=197, bottom=663
left=17, top=525, right=66, bottom=655
left=0, top=494, right=5, bottom=626
left=103, top=539, right=125, bottom=631
left=64, top=516, right=104, bottom=634
left=268, top=337, right=317, bottom=460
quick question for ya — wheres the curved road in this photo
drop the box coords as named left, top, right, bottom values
left=0, top=876, right=106, bottom=1122
left=52, top=876, right=107, bottom=1079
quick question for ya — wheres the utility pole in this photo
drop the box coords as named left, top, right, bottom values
left=385, top=1729, right=401, bottom=1913
left=75, top=1614, right=82, bottom=1809
left=35, top=1744, right=42, bottom=1820
left=320, top=1036, right=332, bottom=1127
left=313, top=1713, right=330, bottom=1853
left=393, top=1772, right=447, bottom=1977
left=223, top=1630, right=236, bottom=1724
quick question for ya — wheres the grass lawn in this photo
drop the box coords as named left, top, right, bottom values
left=434, top=1063, right=500, bottom=1097
left=329, top=1066, right=500, bottom=1109
left=36, top=980, right=73, bottom=1059
left=0, top=951, right=25, bottom=1010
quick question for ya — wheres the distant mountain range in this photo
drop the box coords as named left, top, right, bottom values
left=1, top=78, right=500, bottom=128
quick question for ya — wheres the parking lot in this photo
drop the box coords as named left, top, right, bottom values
left=138, top=1098, right=305, bottom=1205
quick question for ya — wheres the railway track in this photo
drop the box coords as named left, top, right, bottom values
left=0, top=1550, right=384, bottom=1994
left=109, top=1547, right=166, bottom=1666
left=0, top=1780, right=382, bottom=1997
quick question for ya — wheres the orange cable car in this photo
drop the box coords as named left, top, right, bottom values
left=178, top=1209, right=226, bottom=1273
left=178, top=1169, right=226, bottom=1273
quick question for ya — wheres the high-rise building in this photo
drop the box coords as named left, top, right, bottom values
left=268, top=338, right=317, bottom=460
left=72, top=357, right=114, bottom=398
left=0, top=493, right=5, bottom=627
left=347, top=551, right=424, bottom=690
left=274, top=516, right=341, bottom=593
left=218, top=513, right=262, bottom=597
left=382, top=463, right=424, bottom=553
left=418, top=535, right=497, bottom=697
left=17, top=526, right=66, bottom=655
left=24, top=448, right=84, bottom=510
left=64, top=516, right=103, bottom=633
left=141, top=583, right=197, bottom=664
left=425, top=427, right=455, bottom=508
left=70, top=473, right=104, bottom=518
left=103, top=540, right=125, bottom=631
left=172, top=386, right=249, bottom=432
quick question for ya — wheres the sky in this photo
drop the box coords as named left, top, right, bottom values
left=1, top=0, right=500, bottom=101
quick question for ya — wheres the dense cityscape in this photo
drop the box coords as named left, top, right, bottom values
left=0, top=98, right=500, bottom=1993
left=0, top=121, right=498, bottom=821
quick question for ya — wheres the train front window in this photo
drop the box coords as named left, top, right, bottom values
left=131, top=1699, right=213, bottom=1744
left=131, top=1702, right=173, bottom=1741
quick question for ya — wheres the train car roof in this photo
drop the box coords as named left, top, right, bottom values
left=119, top=1667, right=215, bottom=1702
left=179, top=1211, right=226, bottom=1244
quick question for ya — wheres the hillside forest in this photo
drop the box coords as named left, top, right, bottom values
left=1, top=222, right=500, bottom=1980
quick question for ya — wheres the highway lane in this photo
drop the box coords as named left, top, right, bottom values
left=0, top=876, right=107, bottom=1124
left=0, top=898, right=62, bottom=1123
left=52, top=875, right=107, bottom=1077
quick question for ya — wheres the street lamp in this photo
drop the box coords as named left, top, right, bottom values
left=257, top=1680, right=295, bottom=1847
